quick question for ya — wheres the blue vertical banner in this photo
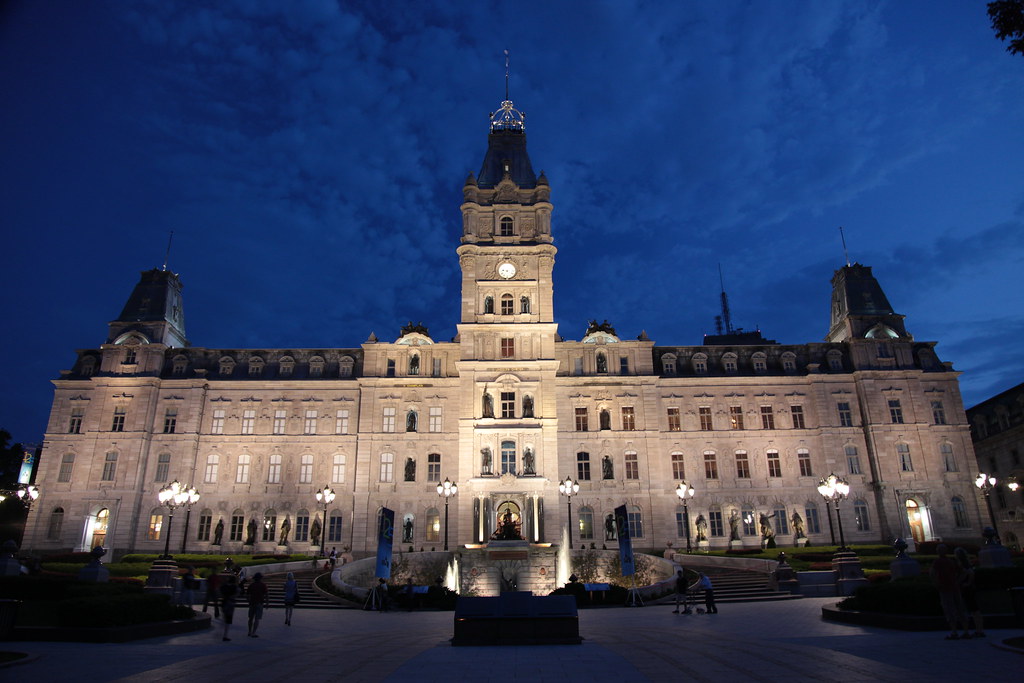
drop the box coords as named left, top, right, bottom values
left=375, top=507, right=395, bottom=579
left=614, top=504, right=635, bottom=576
left=18, top=450, right=35, bottom=485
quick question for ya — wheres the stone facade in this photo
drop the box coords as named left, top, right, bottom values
left=967, top=382, right=1024, bottom=550
left=23, top=101, right=985, bottom=558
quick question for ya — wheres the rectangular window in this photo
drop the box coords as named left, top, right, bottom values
left=211, top=409, right=225, bottom=434
left=798, top=449, right=812, bottom=477
left=575, top=407, right=589, bottom=431
left=709, top=510, right=724, bottom=537
left=676, top=511, right=687, bottom=538
left=380, top=452, right=394, bottom=483
left=791, top=405, right=805, bottom=429
left=627, top=509, right=644, bottom=539
left=268, top=454, right=282, bottom=484
left=304, top=409, right=318, bottom=435
left=427, top=453, right=441, bottom=482
left=619, top=356, right=629, bottom=374
left=148, top=513, right=163, bottom=541
left=429, top=406, right=442, bottom=432
left=295, top=514, right=309, bottom=542
left=432, top=358, right=442, bottom=377
left=573, top=357, right=583, bottom=375
left=299, top=454, right=313, bottom=484
left=500, top=392, right=515, bottom=419
left=383, top=407, right=396, bottom=432
left=69, top=408, right=83, bottom=434
left=729, top=406, right=744, bottom=430
left=697, top=406, right=713, bottom=431
left=274, top=410, right=287, bottom=435
left=577, top=452, right=591, bottom=481
left=667, top=407, right=681, bottom=432
left=767, top=450, right=782, bottom=477
left=621, top=407, right=636, bottom=431
left=230, top=514, right=244, bottom=542
left=197, top=512, right=212, bottom=542
left=241, top=409, right=255, bottom=435
left=260, top=515, right=275, bottom=542
left=332, top=454, right=346, bottom=483
left=155, top=452, right=170, bottom=482
left=111, top=407, right=125, bottom=432
left=941, top=443, right=957, bottom=472
left=204, top=455, right=218, bottom=483
left=580, top=508, right=594, bottom=540
left=671, top=452, right=685, bottom=480
left=334, top=409, right=349, bottom=434
left=500, top=441, right=516, bottom=475
left=774, top=507, right=790, bottom=535
left=235, top=454, right=250, bottom=483
left=805, top=506, right=821, bottom=534
left=624, top=451, right=639, bottom=480
left=386, top=359, right=396, bottom=377
left=58, top=453, right=75, bottom=482
left=854, top=501, right=871, bottom=532
left=888, top=399, right=904, bottom=424
left=897, top=443, right=913, bottom=471
left=846, top=445, right=861, bottom=475
left=500, top=337, right=514, bottom=358
left=704, top=451, right=718, bottom=480
left=931, top=401, right=947, bottom=425
left=163, top=408, right=178, bottom=434
left=328, top=514, right=343, bottom=543
left=742, top=508, right=756, bottom=536
left=101, top=452, right=117, bottom=481
left=735, top=450, right=750, bottom=479
left=837, top=402, right=853, bottom=427
left=760, top=405, right=775, bottom=430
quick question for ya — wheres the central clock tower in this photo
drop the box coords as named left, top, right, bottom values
left=455, top=99, right=561, bottom=544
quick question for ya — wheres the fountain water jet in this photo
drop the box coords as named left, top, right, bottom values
left=555, top=525, right=571, bottom=587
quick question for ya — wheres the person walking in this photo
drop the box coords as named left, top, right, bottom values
left=203, top=570, right=222, bottom=618
left=179, top=566, right=198, bottom=608
left=247, top=572, right=270, bottom=637
left=954, top=547, right=985, bottom=638
left=329, top=547, right=338, bottom=569
left=698, top=572, right=717, bottom=614
left=931, top=543, right=969, bottom=639
left=672, top=570, right=688, bottom=613
left=219, top=573, right=238, bottom=642
left=283, top=572, right=299, bottom=626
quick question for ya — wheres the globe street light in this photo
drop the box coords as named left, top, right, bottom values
left=675, top=481, right=695, bottom=553
left=818, top=473, right=850, bottom=550
left=315, top=486, right=335, bottom=557
left=437, top=477, right=458, bottom=551
left=14, top=484, right=40, bottom=546
left=558, top=476, right=579, bottom=549
left=975, top=473, right=1001, bottom=541
left=177, top=485, right=200, bottom=554
left=157, top=480, right=192, bottom=559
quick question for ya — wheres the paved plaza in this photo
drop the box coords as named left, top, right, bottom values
left=5, top=598, right=1023, bottom=682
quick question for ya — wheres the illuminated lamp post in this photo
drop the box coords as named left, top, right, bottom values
left=818, top=473, right=850, bottom=550
left=177, top=485, right=200, bottom=554
left=675, top=481, right=695, bottom=553
left=437, top=477, right=458, bottom=551
left=157, top=480, right=191, bottom=559
left=558, top=476, right=579, bottom=549
left=315, top=486, right=335, bottom=557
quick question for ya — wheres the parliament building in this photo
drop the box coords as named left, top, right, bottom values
left=23, top=99, right=984, bottom=558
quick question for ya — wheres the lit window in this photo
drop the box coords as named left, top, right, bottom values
left=845, top=445, right=861, bottom=475
left=304, top=409, right=318, bottom=435
left=204, top=454, right=218, bottom=483
left=111, top=407, right=126, bottom=432
left=888, top=399, right=904, bottom=424
left=579, top=506, right=594, bottom=540
left=429, top=406, right=442, bottom=432
left=671, top=451, right=685, bottom=479
left=798, top=449, right=812, bottom=477
left=760, top=405, right=775, bottom=430
left=667, top=407, right=681, bottom=431
left=735, top=450, right=750, bottom=479
left=931, top=401, right=947, bottom=425
left=621, top=407, right=636, bottom=431
left=577, top=452, right=591, bottom=480
left=380, top=452, right=394, bottom=483
left=501, top=440, right=517, bottom=475
left=383, top=407, right=396, bottom=432
left=500, top=216, right=514, bottom=236
left=148, top=511, right=163, bottom=541
left=68, top=408, right=83, bottom=434
left=211, top=409, right=225, bottom=434
left=704, top=451, right=718, bottom=479
left=837, top=402, right=853, bottom=427
left=767, top=450, right=782, bottom=477
left=241, top=409, right=256, bottom=435
left=236, top=454, right=250, bottom=483
left=729, top=406, right=744, bottom=430
left=699, top=406, right=713, bottom=431
left=101, top=451, right=117, bottom=481
left=332, top=454, right=346, bottom=483
left=58, top=453, right=75, bottom=482
left=625, top=450, right=639, bottom=480
left=791, top=405, right=805, bottom=429
left=268, top=453, right=282, bottom=484
left=299, top=454, right=313, bottom=483
left=897, top=443, right=913, bottom=471
left=575, top=407, right=589, bottom=431
left=163, top=408, right=177, bottom=434
left=274, top=410, right=287, bottom=435
left=426, top=508, right=440, bottom=542
left=155, top=452, right=170, bottom=482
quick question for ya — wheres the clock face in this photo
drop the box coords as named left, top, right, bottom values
left=498, top=262, right=516, bottom=279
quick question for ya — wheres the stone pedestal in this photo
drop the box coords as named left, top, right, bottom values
left=145, top=558, right=179, bottom=598
left=728, top=539, right=745, bottom=550
left=773, top=560, right=800, bottom=594
left=832, top=551, right=868, bottom=596
left=795, top=536, right=809, bottom=547
left=697, top=540, right=710, bottom=553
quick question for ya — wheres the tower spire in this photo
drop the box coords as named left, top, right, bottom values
left=718, top=263, right=733, bottom=334
left=505, top=48, right=510, bottom=102
left=838, top=226, right=851, bottom=267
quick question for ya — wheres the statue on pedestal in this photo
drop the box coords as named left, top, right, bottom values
left=213, top=518, right=224, bottom=545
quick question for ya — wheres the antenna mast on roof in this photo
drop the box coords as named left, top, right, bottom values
left=839, top=226, right=851, bottom=267
left=718, top=263, right=734, bottom=334
left=504, top=49, right=510, bottom=101
left=162, top=230, right=174, bottom=271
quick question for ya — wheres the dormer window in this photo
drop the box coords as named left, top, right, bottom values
left=172, top=354, right=188, bottom=376
left=248, top=357, right=265, bottom=377
left=279, top=356, right=295, bottom=377
left=309, top=355, right=325, bottom=378
left=781, top=352, right=797, bottom=373
left=500, top=216, right=514, bottom=236
left=752, top=352, right=767, bottom=373
left=692, top=353, right=708, bottom=375
left=722, top=352, right=738, bottom=374
left=339, top=356, right=354, bottom=378
left=826, top=349, right=843, bottom=371
left=661, top=354, right=677, bottom=375
left=80, top=356, right=97, bottom=377
left=123, top=347, right=137, bottom=365
left=218, top=356, right=235, bottom=376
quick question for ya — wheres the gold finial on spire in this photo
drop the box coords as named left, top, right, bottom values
left=490, top=49, right=525, bottom=131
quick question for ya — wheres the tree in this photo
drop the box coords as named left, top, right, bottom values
left=989, top=0, right=1024, bottom=56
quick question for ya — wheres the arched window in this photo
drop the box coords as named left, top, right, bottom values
left=148, top=508, right=164, bottom=540
left=853, top=499, right=871, bottom=531
left=520, top=296, right=530, bottom=314
left=299, top=453, right=313, bottom=483
left=579, top=506, right=594, bottom=540
left=627, top=505, right=644, bottom=538
left=47, top=507, right=65, bottom=540
left=692, top=353, right=708, bottom=375
left=951, top=496, right=969, bottom=528
left=483, top=296, right=494, bottom=314
left=236, top=454, right=251, bottom=483
left=295, top=509, right=310, bottom=542
left=661, top=353, right=677, bottom=375
left=204, top=454, right=219, bottom=483
left=500, top=293, right=514, bottom=315
left=426, top=507, right=440, bottom=542
left=263, top=509, right=277, bottom=542
left=268, top=453, right=282, bottom=484
left=722, top=352, right=738, bottom=374
left=499, top=216, right=514, bottom=236
left=90, top=508, right=110, bottom=548
left=249, top=356, right=265, bottom=377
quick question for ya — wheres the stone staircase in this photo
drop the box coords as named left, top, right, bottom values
left=237, top=570, right=343, bottom=610
left=679, top=565, right=802, bottom=604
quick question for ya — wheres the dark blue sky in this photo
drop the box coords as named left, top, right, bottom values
left=2, top=1, right=1022, bottom=445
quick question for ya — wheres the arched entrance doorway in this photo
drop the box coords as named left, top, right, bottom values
left=86, top=508, right=110, bottom=550
left=905, top=499, right=925, bottom=543
left=492, top=500, right=523, bottom=540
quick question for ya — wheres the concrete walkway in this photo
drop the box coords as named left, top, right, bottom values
left=6, top=599, right=1023, bottom=682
